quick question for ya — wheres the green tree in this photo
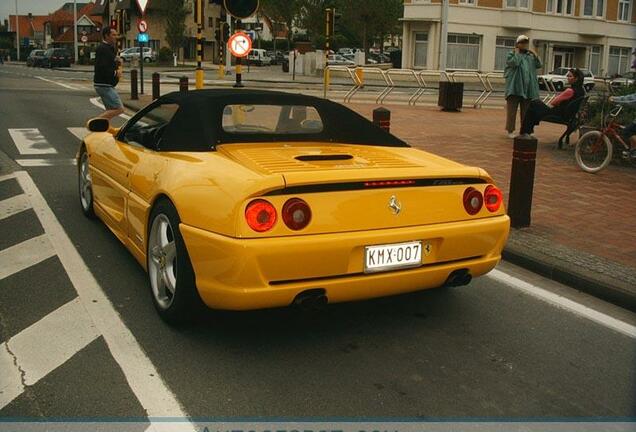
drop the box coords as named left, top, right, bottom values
left=155, top=0, right=188, bottom=57
left=337, top=0, right=402, bottom=52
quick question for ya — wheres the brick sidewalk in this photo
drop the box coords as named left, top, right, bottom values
left=349, top=103, right=636, bottom=306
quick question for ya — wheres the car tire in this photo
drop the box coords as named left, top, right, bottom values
left=78, top=147, right=96, bottom=219
left=147, top=198, right=206, bottom=324
left=144, top=57, right=151, bottom=63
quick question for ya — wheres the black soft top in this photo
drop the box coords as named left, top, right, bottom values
left=150, top=89, right=409, bottom=151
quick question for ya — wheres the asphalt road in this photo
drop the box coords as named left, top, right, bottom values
left=0, top=64, right=635, bottom=425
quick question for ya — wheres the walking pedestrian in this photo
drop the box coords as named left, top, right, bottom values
left=94, top=27, right=123, bottom=120
left=504, top=35, right=542, bottom=138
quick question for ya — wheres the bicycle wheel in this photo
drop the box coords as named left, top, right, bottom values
left=575, top=131, right=613, bottom=173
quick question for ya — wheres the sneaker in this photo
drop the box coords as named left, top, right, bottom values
left=507, top=132, right=515, bottom=139
left=517, top=133, right=532, bottom=139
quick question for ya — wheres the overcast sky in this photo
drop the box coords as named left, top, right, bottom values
left=0, top=0, right=78, bottom=23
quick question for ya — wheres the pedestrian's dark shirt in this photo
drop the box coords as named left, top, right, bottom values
left=94, top=42, right=119, bottom=87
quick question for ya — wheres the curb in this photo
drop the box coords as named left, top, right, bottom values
left=503, top=245, right=636, bottom=312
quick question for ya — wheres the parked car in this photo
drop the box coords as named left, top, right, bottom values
left=337, top=48, right=354, bottom=56
left=247, top=49, right=272, bottom=66
left=266, top=50, right=286, bottom=65
left=610, top=73, right=635, bottom=90
left=41, top=48, right=72, bottom=68
left=26, top=49, right=46, bottom=67
left=327, top=54, right=355, bottom=66
left=538, top=67, right=595, bottom=92
left=120, top=47, right=156, bottom=63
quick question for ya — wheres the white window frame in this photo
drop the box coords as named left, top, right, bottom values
left=458, top=0, right=476, bottom=5
left=617, top=0, right=631, bottom=21
left=582, top=0, right=605, bottom=17
left=588, top=45, right=602, bottom=75
left=446, top=33, right=481, bottom=70
left=413, top=32, right=429, bottom=68
left=608, top=46, right=631, bottom=76
left=505, top=0, right=530, bottom=9
left=494, top=37, right=516, bottom=71
left=546, top=0, right=575, bottom=15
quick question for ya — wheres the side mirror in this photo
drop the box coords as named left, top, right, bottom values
left=86, top=117, right=110, bottom=133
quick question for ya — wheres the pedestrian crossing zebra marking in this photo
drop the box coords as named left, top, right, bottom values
left=8, top=128, right=57, bottom=155
left=67, top=127, right=89, bottom=141
left=0, top=234, right=56, bottom=281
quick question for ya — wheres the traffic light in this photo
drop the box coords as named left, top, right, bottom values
left=221, top=22, right=230, bottom=41
left=325, top=8, right=342, bottom=39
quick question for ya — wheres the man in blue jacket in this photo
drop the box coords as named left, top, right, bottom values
left=94, top=27, right=123, bottom=120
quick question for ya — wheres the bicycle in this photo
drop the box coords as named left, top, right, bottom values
left=574, top=102, right=636, bottom=173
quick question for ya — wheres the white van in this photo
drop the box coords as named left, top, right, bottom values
left=247, top=49, right=272, bottom=66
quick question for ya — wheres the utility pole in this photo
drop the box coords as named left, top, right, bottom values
left=73, top=0, right=78, bottom=64
left=439, top=0, right=449, bottom=71
left=195, top=0, right=204, bottom=89
left=324, top=8, right=333, bottom=99
left=15, top=0, right=19, bottom=61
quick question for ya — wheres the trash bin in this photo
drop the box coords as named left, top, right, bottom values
left=438, top=81, right=464, bottom=111
left=282, top=59, right=289, bottom=73
left=389, top=50, right=402, bottom=69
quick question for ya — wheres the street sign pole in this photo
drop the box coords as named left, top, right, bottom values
left=195, top=0, right=204, bottom=89
left=139, top=39, right=144, bottom=94
left=225, top=14, right=232, bottom=75
left=234, top=20, right=244, bottom=88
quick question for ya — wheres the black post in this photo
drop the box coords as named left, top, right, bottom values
left=139, top=41, right=144, bottom=94
left=152, top=72, right=160, bottom=100
left=373, top=107, right=391, bottom=132
left=179, top=76, right=188, bottom=93
left=130, top=69, right=138, bottom=100
left=233, top=20, right=244, bottom=88
left=508, top=136, right=538, bottom=228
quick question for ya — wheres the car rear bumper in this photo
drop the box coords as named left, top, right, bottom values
left=180, top=215, right=510, bottom=310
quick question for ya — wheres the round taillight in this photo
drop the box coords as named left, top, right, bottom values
left=463, top=187, right=483, bottom=215
left=484, top=185, right=503, bottom=213
left=245, top=199, right=277, bottom=232
left=282, top=198, right=312, bottom=230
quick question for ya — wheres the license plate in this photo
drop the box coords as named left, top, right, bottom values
left=364, top=241, right=422, bottom=273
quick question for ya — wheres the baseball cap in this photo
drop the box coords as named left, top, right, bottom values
left=516, top=35, right=529, bottom=44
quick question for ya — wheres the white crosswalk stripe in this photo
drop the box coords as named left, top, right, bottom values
left=0, top=234, right=56, bottom=280
left=0, top=298, right=100, bottom=409
left=0, top=194, right=30, bottom=220
left=67, top=127, right=89, bottom=141
left=16, top=158, right=76, bottom=167
left=8, top=128, right=57, bottom=155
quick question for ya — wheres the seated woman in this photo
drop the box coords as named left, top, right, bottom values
left=520, top=68, right=585, bottom=137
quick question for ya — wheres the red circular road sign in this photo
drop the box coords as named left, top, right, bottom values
left=137, top=19, right=148, bottom=33
left=227, top=32, right=252, bottom=58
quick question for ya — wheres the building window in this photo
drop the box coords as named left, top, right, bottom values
left=547, top=0, right=574, bottom=14
left=608, top=46, right=631, bottom=76
left=447, top=33, right=480, bottom=70
left=588, top=46, right=601, bottom=75
left=618, top=0, right=631, bottom=21
left=459, top=0, right=476, bottom=4
left=414, top=32, right=428, bottom=67
left=506, top=0, right=529, bottom=8
left=495, top=37, right=516, bottom=70
left=583, top=0, right=604, bottom=16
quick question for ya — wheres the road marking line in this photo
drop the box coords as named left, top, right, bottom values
left=0, top=342, right=24, bottom=409
left=90, top=97, right=132, bottom=120
left=0, top=298, right=100, bottom=409
left=34, top=75, right=82, bottom=90
left=0, top=194, right=31, bottom=220
left=0, top=234, right=56, bottom=281
left=16, top=158, right=76, bottom=167
left=0, top=173, right=17, bottom=183
left=14, top=171, right=194, bottom=429
left=489, top=269, right=636, bottom=339
left=8, top=128, right=58, bottom=155
left=67, top=127, right=89, bottom=141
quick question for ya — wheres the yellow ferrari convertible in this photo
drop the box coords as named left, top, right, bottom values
left=79, top=89, right=509, bottom=323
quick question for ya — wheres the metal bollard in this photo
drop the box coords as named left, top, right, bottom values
left=508, top=136, right=538, bottom=228
left=152, top=72, right=160, bottom=100
left=179, top=76, right=188, bottom=93
left=373, top=107, right=391, bottom=133
left=130, top=69, right=138, bottom=100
